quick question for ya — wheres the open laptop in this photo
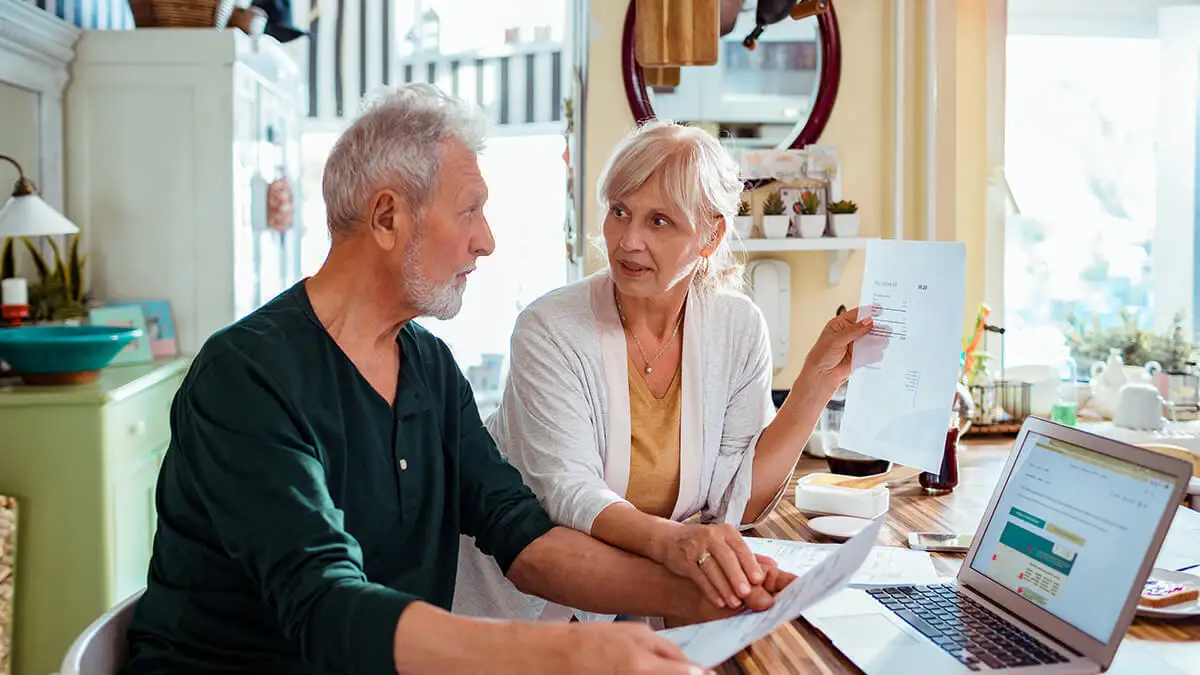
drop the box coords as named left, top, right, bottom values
left=805, top=416, right=1193, bottom=674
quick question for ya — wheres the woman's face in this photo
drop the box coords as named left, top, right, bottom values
left=603, top=178, right=715, bottom=300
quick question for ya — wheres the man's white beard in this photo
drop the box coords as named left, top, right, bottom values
left=404, top=237, right=466, bottom=320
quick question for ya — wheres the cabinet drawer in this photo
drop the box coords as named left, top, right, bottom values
left=104, top=374, right=183, bottom=469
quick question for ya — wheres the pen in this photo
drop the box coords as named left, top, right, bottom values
left=1176, top=564, right=1199, bottom=572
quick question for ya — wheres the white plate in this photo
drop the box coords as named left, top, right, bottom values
left=796, top=505, right=889, bottom=520
left=1136, top=568, right=1200, bottom=619
left=808, top=515, right=874, bottom=541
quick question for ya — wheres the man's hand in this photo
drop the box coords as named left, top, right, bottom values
left=556, top=623, right=714, bottom=675
left=394, top=602, right=714, bottom=675
left=655, top=523, right=765, bottom=609
left=665, top=555, right=797, bottom=627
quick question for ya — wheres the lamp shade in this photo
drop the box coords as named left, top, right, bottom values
left=0, top=194, right=79, bottom=238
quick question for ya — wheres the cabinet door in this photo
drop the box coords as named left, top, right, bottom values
left=110, top=442, right=166, bottom=602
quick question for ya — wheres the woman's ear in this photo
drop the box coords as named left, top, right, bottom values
left=701, top=216, right=727, bottom=257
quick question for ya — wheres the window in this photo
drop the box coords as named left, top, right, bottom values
left=298, top=0, right=577, bottom=415
left=1003, top=34, right=1159, bottom=368
left=1002, top=1, right=1200, bottom=373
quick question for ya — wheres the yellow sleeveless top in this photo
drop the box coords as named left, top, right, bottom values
left=624, top=356, right=682, bottom=518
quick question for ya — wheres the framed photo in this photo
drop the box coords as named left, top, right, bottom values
left=88, top=305, right=153, bottom=365
left=111, top=299, right=178, bottom=358
left=0, top=495, right=16, bottom=675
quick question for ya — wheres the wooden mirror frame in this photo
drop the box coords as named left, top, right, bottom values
left=621, top=1, right=842, bottom=184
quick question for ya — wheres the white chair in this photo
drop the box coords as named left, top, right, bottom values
left=60, top=588, right=144, bottom=675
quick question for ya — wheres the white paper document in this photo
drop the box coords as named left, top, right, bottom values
left=658, top=517, right=885, bottom=668
left=839, top=239, right=967, bottom=474
left=1155, top=505, right=1200, bottom=572
left=745, top=538, right=940, bottom=587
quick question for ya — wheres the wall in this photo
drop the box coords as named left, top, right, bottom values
left=583, top=0, right=994, bottom=388
left=19, top=0, right=133, bottom=30
left=0, top=83, right=39, bottom=185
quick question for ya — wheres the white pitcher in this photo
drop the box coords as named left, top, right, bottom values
left=1088, top=349, right=1162, bottom=419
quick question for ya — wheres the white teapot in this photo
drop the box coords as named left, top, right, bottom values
left=1088, top=349, right=1162, bottom=420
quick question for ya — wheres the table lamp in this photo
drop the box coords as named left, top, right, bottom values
left=0, top=154, right=79, bottom=327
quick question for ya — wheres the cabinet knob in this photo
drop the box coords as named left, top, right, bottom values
left=129, top=420, right=146, bottom=436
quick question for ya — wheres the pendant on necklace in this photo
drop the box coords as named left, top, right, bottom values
left=646, top=366, right=653, bottom=374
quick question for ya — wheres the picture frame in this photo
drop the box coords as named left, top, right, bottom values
left=110, top=299, right=178, bottom=358
left=88, top=305, right=154, bottom=365
left=0, top=495, right=16, bottom=675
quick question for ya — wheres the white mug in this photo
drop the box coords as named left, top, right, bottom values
left=1113, top=382, right=1174, bottom=430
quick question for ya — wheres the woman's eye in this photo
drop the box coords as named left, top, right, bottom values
left=652, top=216, right=670, bottom=228
left=611, top=206, right=628, bottom=218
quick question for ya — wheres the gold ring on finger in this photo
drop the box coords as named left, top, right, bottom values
left=696, top=551, right=712, bottom=567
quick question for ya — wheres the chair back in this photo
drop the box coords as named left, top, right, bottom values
left=1137, top=443, right=1200, bottom=478
left=60, top=588, right=144, bottom=675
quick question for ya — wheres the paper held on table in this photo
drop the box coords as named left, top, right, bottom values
left=658, top=517, right=885, bottom=668
left=745, top=537, right=941, bottom=587
left=1155, top=505, right=1200, bottom=572
left=838, top=239, right=967, bottom=474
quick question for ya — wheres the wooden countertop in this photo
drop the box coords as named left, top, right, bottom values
left=719, top=438, right=1200, bottom=674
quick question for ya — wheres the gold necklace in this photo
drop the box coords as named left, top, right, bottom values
left=614, top=294, right=684, bottom=374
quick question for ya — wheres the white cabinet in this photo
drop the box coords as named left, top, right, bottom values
left=67, top=29, right=305, bottom=355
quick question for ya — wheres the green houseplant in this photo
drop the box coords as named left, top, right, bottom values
left=827, top=199, right=860, bottom=237
left=760, top=191, right=789, bottom=239
left=732, top=199, right=753, bottom=238
left=21, top=235, right=88, bottom=322
left=796, top=190, right=825, bottom=239
left=1, top=238, right=14, bottom=281
left=1065, top=309, right=1195, bottom=373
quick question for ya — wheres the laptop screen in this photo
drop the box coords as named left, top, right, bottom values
left=968, top=431, right=1177, bottom=642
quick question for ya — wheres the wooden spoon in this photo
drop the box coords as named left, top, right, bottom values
left=834, top=465, right=923, bottom=490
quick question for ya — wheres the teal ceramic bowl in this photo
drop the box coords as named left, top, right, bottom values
left=0, top=325, right=142, bottom=378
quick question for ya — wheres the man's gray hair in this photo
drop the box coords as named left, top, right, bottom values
left=322, top=83, right=488, bottom=235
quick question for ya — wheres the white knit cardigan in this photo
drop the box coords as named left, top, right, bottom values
left=452, top=272, right=784, bottom=621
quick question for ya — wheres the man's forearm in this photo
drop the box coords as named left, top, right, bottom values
left=393, top=601, right=559, bottom=675
left=507, top=526, right=702, bottom=621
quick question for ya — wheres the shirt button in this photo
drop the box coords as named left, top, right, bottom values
left=398, top=458, right=408, bottom=471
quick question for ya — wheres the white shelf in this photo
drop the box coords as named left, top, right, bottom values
left=733, top=237, right=875, bottom=285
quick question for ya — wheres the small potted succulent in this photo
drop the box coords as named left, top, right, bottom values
left=761, top=191, right=789, bottom=239
left=795, top=190, right=826, bottom=238
left=828, top=199, right=860, bottom=237
left=732, top=199, right=754, bottom=239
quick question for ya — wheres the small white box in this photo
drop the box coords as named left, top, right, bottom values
left=794, top=472, right=890, bottom=519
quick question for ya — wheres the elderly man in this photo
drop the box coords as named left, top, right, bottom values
left=121, top=83, right=792, bottom=675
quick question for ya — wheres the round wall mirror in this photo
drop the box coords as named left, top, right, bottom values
left=621, top=1, right=841, bottom=153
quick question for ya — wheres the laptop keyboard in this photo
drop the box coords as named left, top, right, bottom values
left=865, top=584, right=1072, bottom=671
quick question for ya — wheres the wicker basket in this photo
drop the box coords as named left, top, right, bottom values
left=129, top=0, right=235, bottom=28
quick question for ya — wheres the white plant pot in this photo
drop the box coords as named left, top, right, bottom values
left=830, top=213, right=860, bottom=237
left=732, top=215, right=754, bottom=239
left=797, top=214, right=826, bottom=238
left=762, top=215, right=790, bottom=239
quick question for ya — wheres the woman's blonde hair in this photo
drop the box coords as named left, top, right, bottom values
left=596, top=119, right=744, bottom=293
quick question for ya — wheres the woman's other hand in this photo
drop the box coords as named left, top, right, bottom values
left=663, top=554, right=796, bottom=627
left=799, top=305, right=889, bottom=391
left=655, top=523, right=765, bottom=610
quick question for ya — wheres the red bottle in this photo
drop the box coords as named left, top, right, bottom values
left=920, top=423, right=961, bottom=493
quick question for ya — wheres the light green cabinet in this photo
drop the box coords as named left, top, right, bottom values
left=0, top=359, right=188, bottom=675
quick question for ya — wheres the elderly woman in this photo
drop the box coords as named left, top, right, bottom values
left=454, top=120, right=879, bottom=622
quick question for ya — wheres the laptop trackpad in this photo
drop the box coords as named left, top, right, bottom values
left=821, top=614, right=962, bottom=675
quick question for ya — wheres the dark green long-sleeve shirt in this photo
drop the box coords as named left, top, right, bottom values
left=122, top=282, right=556, bottom=675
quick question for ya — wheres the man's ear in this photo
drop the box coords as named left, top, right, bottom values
left=701, top=216, right=727, bottom=257
left=366, top=189, right=413, bottom=251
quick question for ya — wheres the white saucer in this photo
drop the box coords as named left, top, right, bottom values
left=1136, top=568, right=1200, bottom=619
left=808, top=515, right=874, bottom=541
